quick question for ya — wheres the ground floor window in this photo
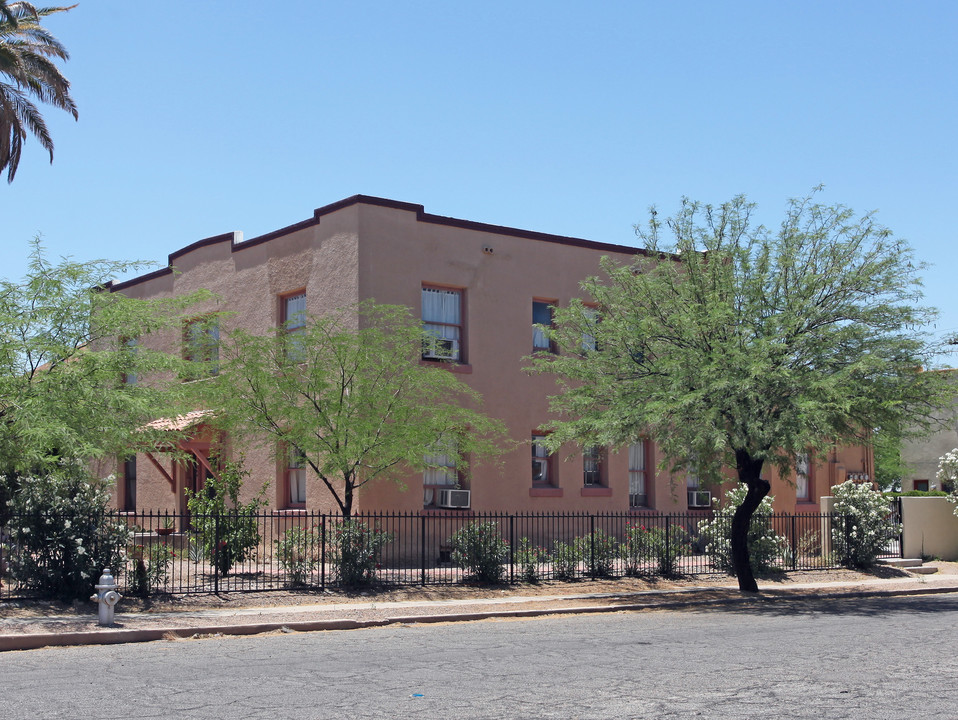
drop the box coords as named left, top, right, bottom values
left=122, top=456, right=136, bottom=512
left=532, top=434, right=555, bottom=486
left=628, top=441, right=647, bottom=507
left=424, top=439, right=458, bottom=506
left=583, top=446, right=605, bottom=487
left=287, top=447, right=307, bottom=507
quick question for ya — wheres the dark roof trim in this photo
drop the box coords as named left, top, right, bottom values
left=107, top=195, right=648, bottom=293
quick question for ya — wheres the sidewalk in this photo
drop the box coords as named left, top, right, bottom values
left=3, top=569, right=958, bottom=652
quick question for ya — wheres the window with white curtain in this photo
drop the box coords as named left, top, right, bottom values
left=422, top=287, right=463, bottom=361
left=532, top=434, right=553, bottom=486
left=629, top=441, right=647, bottom=507
left=423, top=438, right=459, bottom=506
left=287, top=446, right=307, bottom=507
left=532, top=301, right=554, bottom=352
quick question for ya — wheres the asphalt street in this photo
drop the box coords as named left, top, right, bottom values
left=3, top=593, right=957, bottom=719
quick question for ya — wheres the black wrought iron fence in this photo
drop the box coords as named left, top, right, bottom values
left=0, top=508, right=899, bottom=600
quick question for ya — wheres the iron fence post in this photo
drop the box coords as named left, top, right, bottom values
left=420, top=513, right=427, bottom=586
left=213, top=512, right=220, bottom=595
left=509, top=515, right=515, bottom=584
left=320, top=514, right=326, bottom=591
left=790, top=514, right=797, bottom=571
left=589, top=515, right=596, bottom=580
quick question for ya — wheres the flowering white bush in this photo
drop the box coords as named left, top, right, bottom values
left=698, top=485, right=789, bottom=574
left=6, top=466, right=129, bottom=600
left=936, top=448, right=958, bottom=516
left=831, top=479, right=899, bottom=569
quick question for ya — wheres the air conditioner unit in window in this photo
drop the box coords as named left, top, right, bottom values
left=423, top=337, right=459, bottom=361
left=437, top=488, right=471, bottom=509
left=688, top=490, right=711, bottom=508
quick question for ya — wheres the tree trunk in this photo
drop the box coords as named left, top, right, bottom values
left=342, top=479, right=354, bottom=521
left=730, top=449, right=770, bottom=593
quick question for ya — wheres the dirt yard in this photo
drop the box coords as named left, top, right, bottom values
left=7, top=562, right=952, bottom=619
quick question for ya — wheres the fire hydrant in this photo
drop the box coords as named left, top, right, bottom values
left=91, top=568, right=122, bottom=626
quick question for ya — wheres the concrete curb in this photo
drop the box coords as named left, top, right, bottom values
left=3, top=583, right=956, bottom=653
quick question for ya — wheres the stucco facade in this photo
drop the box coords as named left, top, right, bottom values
left=108, top=195, right=872, bottom=516
left=901, top=370, right=958, bottom=492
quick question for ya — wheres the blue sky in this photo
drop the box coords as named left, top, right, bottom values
left=4, top=1, right=956, bottom=356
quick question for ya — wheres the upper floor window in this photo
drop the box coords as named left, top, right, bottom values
left=581, top=306, right=599, bottom=353
left=532, top=433, right=555, bottom=486
left=282, top=291, right=307, bottom=362
left=121, top=336, right=138, bottom=385
left=532, top=301, right=555, bottom=353
left=583, top=446, right=605, bottom=487
left=628, top=440, right=648, bottom=508
left=183, top=317, right=219, bottom=378
left=422, top=286, right=463, bottom=362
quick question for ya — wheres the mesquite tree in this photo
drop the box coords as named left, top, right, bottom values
left=533, top=190, right=948, bottom=592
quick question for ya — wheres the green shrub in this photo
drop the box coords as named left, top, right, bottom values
left=832, top=480, right=900, bottom=569
left=331, top=520, right=392, bottom=587
left=886, top=490, right=949, bottom=497
left=515, top=537, right=547, bottom=583
left=186, top=459, right=267, bottom=576
left=575, top=529, right=618, bottom=577
left=621, top=522, right=690, bottom=577
left=6, top=466, right=130, bottom=600
left=449, top=521, right=508, bottom=583
left=552, top=539, right=583, bottom=580
left=128, top=540, right=174, bottom=596
left=698, top=485, right=789, bottom=575
left=275, top=526, right=320, bottom=586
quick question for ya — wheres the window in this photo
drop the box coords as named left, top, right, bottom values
left=583, top=446, right=605, bottom=487
left=914, top=479, right=929, bottom=492
left=532, top=301, right=555, bottom=352
left=422, top=286, right=463, bottom=361
left=796, top=453, right=811, bottom=501
left=183, top=317, right=219, bottom=378
left=122, top=337, right=138, bottom=385
left=532, top=434, right=555, bottom=486
left=686, top=462, right=711, bottom=508
left=122, top=456, right=136, bottom=512
left=286, top=446, right=307, bottom=507
left=628, top=441, right=648, bottom=508
left=581, top=306, right=599, bottom=353
left=282, top=292, right=307, bottom=361
left=424, top=438, right=459, bottom=506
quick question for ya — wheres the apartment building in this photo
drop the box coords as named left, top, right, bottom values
left=109, top=195, right=873, bottom=516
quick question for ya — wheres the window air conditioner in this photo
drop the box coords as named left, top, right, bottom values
left=687, top=490, right=712, bottom=508
left=437, top=488, right=471, bottom=509
left=423, top=337, right=459, bottom=360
